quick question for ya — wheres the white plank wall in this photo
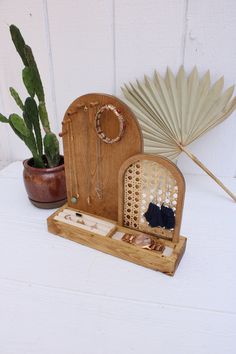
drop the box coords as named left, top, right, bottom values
left=46, top=0, right=114, bottom=121
left=0, top=0, right=236, bottom=177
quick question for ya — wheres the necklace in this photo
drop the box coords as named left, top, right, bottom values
left=67, top=117, right=79, bottom=204
left=86, top=105, right=92, bottom=204
left=95, top=134, right=103, bottom=199
left=86, top=102, right=104, bottom=202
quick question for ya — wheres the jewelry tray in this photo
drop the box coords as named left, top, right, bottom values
left=48, top=205, right=186, bottom=276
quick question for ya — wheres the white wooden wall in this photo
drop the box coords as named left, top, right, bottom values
left=0, top=0, right=236, bottom=177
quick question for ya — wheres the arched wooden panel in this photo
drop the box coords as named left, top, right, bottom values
left=62, top=93, right=143, bottom=221
left=118, top=154, right=185, bottom=242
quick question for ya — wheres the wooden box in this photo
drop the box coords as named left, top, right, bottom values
left=48, top=206, right=186, bottom=275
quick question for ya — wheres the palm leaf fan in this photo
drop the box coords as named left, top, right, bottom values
left=122, top=66, right=236, bottom=202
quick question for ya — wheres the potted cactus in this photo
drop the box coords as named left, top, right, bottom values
left=0, top=25, right=66, bottom=208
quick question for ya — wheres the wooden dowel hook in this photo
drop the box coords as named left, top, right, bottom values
left=67, top=110, right=79, bottom=116
left=90, top=101, right=99, bottom=107
left=59, top=130, right=67, bottom=137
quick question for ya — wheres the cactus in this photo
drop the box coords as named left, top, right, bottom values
left=44, top=132, right=60, bottom=168
left=0, top=25, right=60, bottom=168
left=9, top=87, right=24, bottom=110
left=7, top=113, right=44, bottom=168
left=24, top=97, right=43, bottom=156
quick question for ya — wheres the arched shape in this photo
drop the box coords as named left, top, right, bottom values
left=118, top=154, right=185, bottom=242
left=62, top=93, right=143, bottom=221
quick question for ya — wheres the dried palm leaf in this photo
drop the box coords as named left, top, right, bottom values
left=122, top=66, right=236, bottom=202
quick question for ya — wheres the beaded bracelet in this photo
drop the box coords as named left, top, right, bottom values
left=95, top=104, right=125, bottom=144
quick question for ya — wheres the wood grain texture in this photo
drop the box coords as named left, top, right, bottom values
left=47, top=205, right=186, bottom=275
left=62, top=93, right=143, bottom=220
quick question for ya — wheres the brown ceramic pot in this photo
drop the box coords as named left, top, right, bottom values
left=23, top=156, right=67, bottom=209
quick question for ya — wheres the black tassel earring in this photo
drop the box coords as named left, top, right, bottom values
left=144, top=202, right=164, bottom=228
left=161, top=204, right=175, bottom=229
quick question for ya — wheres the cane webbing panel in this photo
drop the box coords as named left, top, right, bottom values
left=123, top=159, right=180, bottom=240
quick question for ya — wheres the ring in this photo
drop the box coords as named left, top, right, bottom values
left=64, top=214, right=72, bottom=221
left=95, top=104, right=125, bottom=144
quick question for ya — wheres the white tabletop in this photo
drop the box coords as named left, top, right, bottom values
left=0, top=162, right=236, bottom=354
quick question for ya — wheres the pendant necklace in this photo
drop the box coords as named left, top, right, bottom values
left=67, top=117, right=79, bottom=204
left=95, top=105, right=103, bottom=200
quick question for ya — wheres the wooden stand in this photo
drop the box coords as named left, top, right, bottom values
left=47, top=94, right=187, bottom=275
left=62, top=93, right=143, bottom=221
left=48, top=205, right=186, bottom=275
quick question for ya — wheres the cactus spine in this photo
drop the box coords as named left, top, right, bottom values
left=0, top=25, right=60, bottom=168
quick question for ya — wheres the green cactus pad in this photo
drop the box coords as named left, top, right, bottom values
left=24, top=45, right=44, bottom=102
left=38, top=101, right=50, bottom=133
left=0, top=113, right=8, bottom=123
left=9, top=87, right=24, bottom=111
left=44, top=132, right=60, bottom=167
left=9, top=25, right=28, bottom=66
left=9, top=114, right=30, bottom=137
left=22, top=67, right=36, bottom=98
left=24, top=97, right=43, bottom=156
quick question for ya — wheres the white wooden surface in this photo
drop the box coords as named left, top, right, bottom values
left=0, top=162, right=236, bottom=354
left=0, top=0, right=236, bottom=177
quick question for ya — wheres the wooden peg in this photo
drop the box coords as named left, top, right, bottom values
left=77, top=103, right=85, bottom=109
left=59, top=130, right=67, bottom=137
left=67, top=110, right=77, bottom=116
left=90, top=101, right=99, bottom=107
left=77, top=103, right=88, bottom=112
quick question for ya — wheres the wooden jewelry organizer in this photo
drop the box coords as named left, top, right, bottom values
left=62, top=93, right=143, bottom=221
left=48, top=94, right=187, bottom=275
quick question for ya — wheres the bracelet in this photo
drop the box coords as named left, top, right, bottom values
left=121, top=233, right=165, bottom=252
left=95, top=104, right=125, bottom=144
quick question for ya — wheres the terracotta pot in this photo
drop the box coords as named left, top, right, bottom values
left=23, top=156, right=67, bottom=209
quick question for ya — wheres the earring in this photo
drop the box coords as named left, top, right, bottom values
left=161, top=204, right=175, bottom=229
left=144, top=202, right=164, bottom=228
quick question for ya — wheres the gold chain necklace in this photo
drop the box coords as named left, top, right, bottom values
left=67, top=117, right=79, bottom=204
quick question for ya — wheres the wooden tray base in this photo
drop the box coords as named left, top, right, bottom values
left=47, top=205, right=187, bottom=276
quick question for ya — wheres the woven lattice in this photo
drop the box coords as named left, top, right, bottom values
left=123, top=159, right=179, bottom=239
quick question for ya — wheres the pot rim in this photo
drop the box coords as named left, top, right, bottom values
left=23, top=155, right=65, bottom=173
